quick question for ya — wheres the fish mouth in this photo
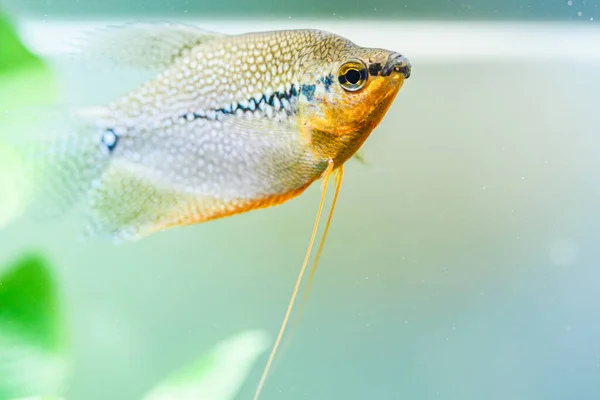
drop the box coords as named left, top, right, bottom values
left=381, top=53, right=411, bottom=79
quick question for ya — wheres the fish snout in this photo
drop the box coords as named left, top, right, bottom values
left=382, top=53, right=411, bottom=79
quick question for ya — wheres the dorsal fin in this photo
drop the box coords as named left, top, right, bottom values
left=70, top=22, right=227, bottom=71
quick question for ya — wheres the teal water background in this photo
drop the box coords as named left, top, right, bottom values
left=0, top=2, right=600, bottom=400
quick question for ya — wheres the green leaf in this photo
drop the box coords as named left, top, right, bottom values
left=0, top=8, right=59, bottom=228
left=143, top=330, right=270, bottom=400
left=0, top=8, right=57, bottom=109
left=0, top=254, right=65, bottom=349
left=0, top=10, right=44, bottom=73
left=0, top=254, right=70, bottom=399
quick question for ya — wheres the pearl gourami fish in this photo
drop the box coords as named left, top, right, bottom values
left=19, top=23, right=412, bottom=399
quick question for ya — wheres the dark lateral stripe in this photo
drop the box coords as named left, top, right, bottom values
left=300, top=84, right=316, bottom=101
left=182, top=84, right=299, bottom=122
left=319, top=74, right=334, bottom=92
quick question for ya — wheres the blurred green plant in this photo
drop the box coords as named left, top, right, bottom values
left=0, top=11, right=43, bottom=74
left=5, top=329, right=270, bottom=400
left=142, top=330, right=270, bottom=400
left=0, top=10, right=272, bottom=398
left=0, top=253, right=70, bottom=400
left=9, top=397, right=65, bottom=400
left=0, top=252, right=268, bottom=400
left=0, top=8, right=59, bottom=229
left=0, top=8, right=57, bottom=108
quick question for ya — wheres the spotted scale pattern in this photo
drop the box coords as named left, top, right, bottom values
left=25, top=25, right=408, bottom=241
left=75, top=30, right=362, bottom=239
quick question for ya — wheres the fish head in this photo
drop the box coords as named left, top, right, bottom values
left=297, top=40, right=411, bottom=141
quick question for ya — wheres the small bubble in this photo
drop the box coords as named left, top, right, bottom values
left=578, top=11, right=583, bottom=16
left=567, top=0, right=573, bottom=5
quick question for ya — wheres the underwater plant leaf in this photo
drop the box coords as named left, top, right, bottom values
left=0, top=7, right=57, bottom=109
left=142, top=330, right=270, bottom=400
left=0, top=7, right=56, bottom=109
left=0, top=9, right=44, bottom=73
left=0, top=8, right=59, bottom=228
left=0, top=254, right=65, bottom=348
left=0, top=254, right=69, bottom=399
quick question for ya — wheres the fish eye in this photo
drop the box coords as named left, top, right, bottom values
left=337, top=60, right=368, bottom=92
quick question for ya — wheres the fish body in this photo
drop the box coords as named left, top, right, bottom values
left=14, top=23, right=413, bottom=399
left=22, top=25, right=411, bottom=241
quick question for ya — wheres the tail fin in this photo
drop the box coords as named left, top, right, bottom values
left=10, top=106, right=113, bottom=223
